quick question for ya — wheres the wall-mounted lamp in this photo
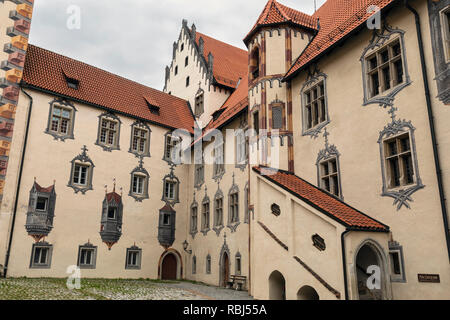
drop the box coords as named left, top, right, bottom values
left=182, top=240, right=192, bottom=254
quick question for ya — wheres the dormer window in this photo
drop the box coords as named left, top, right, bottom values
left=250, top=47, right=260, bottom=80
left=65, top=76, right=79, bottom=90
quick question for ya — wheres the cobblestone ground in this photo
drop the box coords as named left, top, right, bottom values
left=0, top=278, right=253, bottom=300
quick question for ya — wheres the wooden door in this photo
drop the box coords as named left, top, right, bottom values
left=161, top=253, right=177, bottom=280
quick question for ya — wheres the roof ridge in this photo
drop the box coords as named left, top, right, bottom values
left=196, top=31, right=247, bottom=54
left=27, top=44, right=188, bottom=105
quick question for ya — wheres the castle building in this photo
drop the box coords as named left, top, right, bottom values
left=0, top=0, right=449, bottom=300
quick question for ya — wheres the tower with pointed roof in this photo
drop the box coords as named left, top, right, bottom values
left=244, top=0, right=318, bottom=171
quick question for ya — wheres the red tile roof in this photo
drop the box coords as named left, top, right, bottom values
left=244, top=0, right=318, bottom=45
left=106, top=191, right=121, bottom=204
left=22, top=45, right=195, bottom=133
left=285, top=0, right=395, bottom=78
left=34, top=182, right=54, bottom=193
left=195, top=32, right=248, bottom=88
left=253, top=166, right=389, bottom=232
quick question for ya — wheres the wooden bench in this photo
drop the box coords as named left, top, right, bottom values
left=230, top=275, right=247, bottom=291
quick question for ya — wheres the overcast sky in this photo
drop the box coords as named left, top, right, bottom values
left=29, top=0, right=326, bottom=90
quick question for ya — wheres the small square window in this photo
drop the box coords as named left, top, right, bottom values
left=30, top=243, right=52, bottom=269
left=78, top=245, right=97, bottom=269
left=36, top=197, right=48, bottom=211
left=125, top=247, right=142, bottom=270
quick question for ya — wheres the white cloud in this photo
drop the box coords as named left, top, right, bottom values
left=29, top=0, right=326, bottom=90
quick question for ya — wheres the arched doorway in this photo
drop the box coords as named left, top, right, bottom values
left=355, top=241, right=386, bottom=300
left=268, top=270, right=286, bottom=300
left=220, top=252, right=230, bottom=287
left=158, top=249, right=182, bottom=280
left=297, top=285, right=319, bottom=300
left=161, top=253, right=177, bottom=280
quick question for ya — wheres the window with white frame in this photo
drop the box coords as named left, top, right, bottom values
left=164, top=134, right=180, bottom=163
left=68, top=146, right=94, bottom=194
left=213, top=142, right=225, bottom=178
left=132, top=174, right=146, bottom=195
left=30, top=242, right=52, bottom=269
left=77, top=244, right=97, bottom=269
left=98, top=117, right=120, bottom=150
left=131, top=126, right=150, bottom=156
left=72, top=163, right=90, bottom=186
left=236, top=130, right=247, bottom=166
left=365, top=39, right=404, bottom=98
left=303, top=81, right=327, bottom=131
left=383, top=133, right=415, bottom=189
left=125, top=247, right=142, bottom=270
left=319, top=157, right=341, bottom=197
left=45, top=99, right=76, bottom=141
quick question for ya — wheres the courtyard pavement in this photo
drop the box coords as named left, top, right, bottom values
left=0, top=278, right=253, bottom=300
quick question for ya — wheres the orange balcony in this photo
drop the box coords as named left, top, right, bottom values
left=0, top=104, right=16, bottom=119
left=0, top=141, right=11, bottom=156
left=17, top=3, right=33, bottom=19
left=6, top=69, right=22, bottom=83
left=11, top=35, right=28, bottom=51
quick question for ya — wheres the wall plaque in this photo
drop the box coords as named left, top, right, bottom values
left=418, top=274, right=440, bottom=283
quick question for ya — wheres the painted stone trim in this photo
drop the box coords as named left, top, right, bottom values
left=213, top=186, right=224, bottom=236
left=125, top=245, right=142, bottom=270
left=128, top=120, right=151, bottom=159
left=201, top=187, right=211, bottom=236
left=95, top=112, right=122, bottom=152
left=161, top=165, right=180, bottom=206
left=389, top=241, right=406, bottom=283
left=77, top=242, right=97, bottom=269
left=218, top=236, right=231, bottom=287
left=190, top=195, right=199, bottom=239
left=44, top=98, right=77, bottom=142
left=227, top=174, right=240, bottom=233
left=427, top=0, right=450, bottom=104
left=378, top=114, right=424, bottom=210
left=257, top=221, right=288, bottom=251
left=128, top=158, right=150, bottom=202
left=67, top=145, right=94, bottom=195
left=300, top=69, right=330, bottom=139
left=316, top=129, right=344, bottom=200
left=360, top=24, right=412, bottom=108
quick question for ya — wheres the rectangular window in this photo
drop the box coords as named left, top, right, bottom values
left=206, top=257, right=211, bottom=274
left=236, top=256, right=241, bottom=275
left=99, top=119, right=118, bottom=147
left=229, top=192, right=239, bottom=223
left=366, top=39, right=403, bottom=98
left=384, top=133, right=414, bottom=189
left=50, top=106, right=72, bottom=135
left=215, top=197, right=223, bottom=226
left=195, top=93, right=204, bottom=116
left=132, top=128, right=148, bottom=154
left=272, top=106, right=283, bottom=129
left=214, top=144, right=224, bottom=177
left=30, top=243, right=52, bottom=268
left=73, top=163, right=89, bottom=186
left=319, top=158, right=340, bottom=197
left=253, top=111, right=259, bottom=133
left=195, top=163, right=204, bottom=186
left=126, top=248, right=142, bottom=270
left=185, top=56, right=189, bottom=66
left=191, top=205, right=198, bottom=233
left=36, top=197, right=48, bottom=212
left=441, top=7, right=450, bottom=62
left=389, top=242, right=406, bottom=282
left=165, top=135, right=179, bottom=161
left=132, top=174, right=145, bottom=195
left=108, top=207, right=116, bottom=219
left=163, top=213, right=171, bottom=225
left=304, top=81, right=326, bottom=130
left=236, top=131, right=247, bottom=165
left=202, top=202, right=210, bottom=230
left=78, top=246, right=97, bottom=269
left=186, top=76, right=190, bottom=87
left=164, top=180, right=176, bottom=200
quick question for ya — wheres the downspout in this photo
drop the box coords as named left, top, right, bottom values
left=3, top=87, right=33, bottom=278
left=404, top=0, right=450, bottom=261
left=341, top=229, right=351, bottom=300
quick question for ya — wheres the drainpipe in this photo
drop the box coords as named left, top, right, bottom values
left=341, top=229, right=351, bottom=300
left=404, top=0, right=450, bottom=262
left=2, top=87, right=33, bottom=278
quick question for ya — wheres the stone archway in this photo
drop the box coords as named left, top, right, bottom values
left=268, top=270, right=286, bottom=300
left=158, top=249, right=182, bottom=280
left=297, top=285, right=319, bottom=300
left=354, top=240, right=388, bottom=300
